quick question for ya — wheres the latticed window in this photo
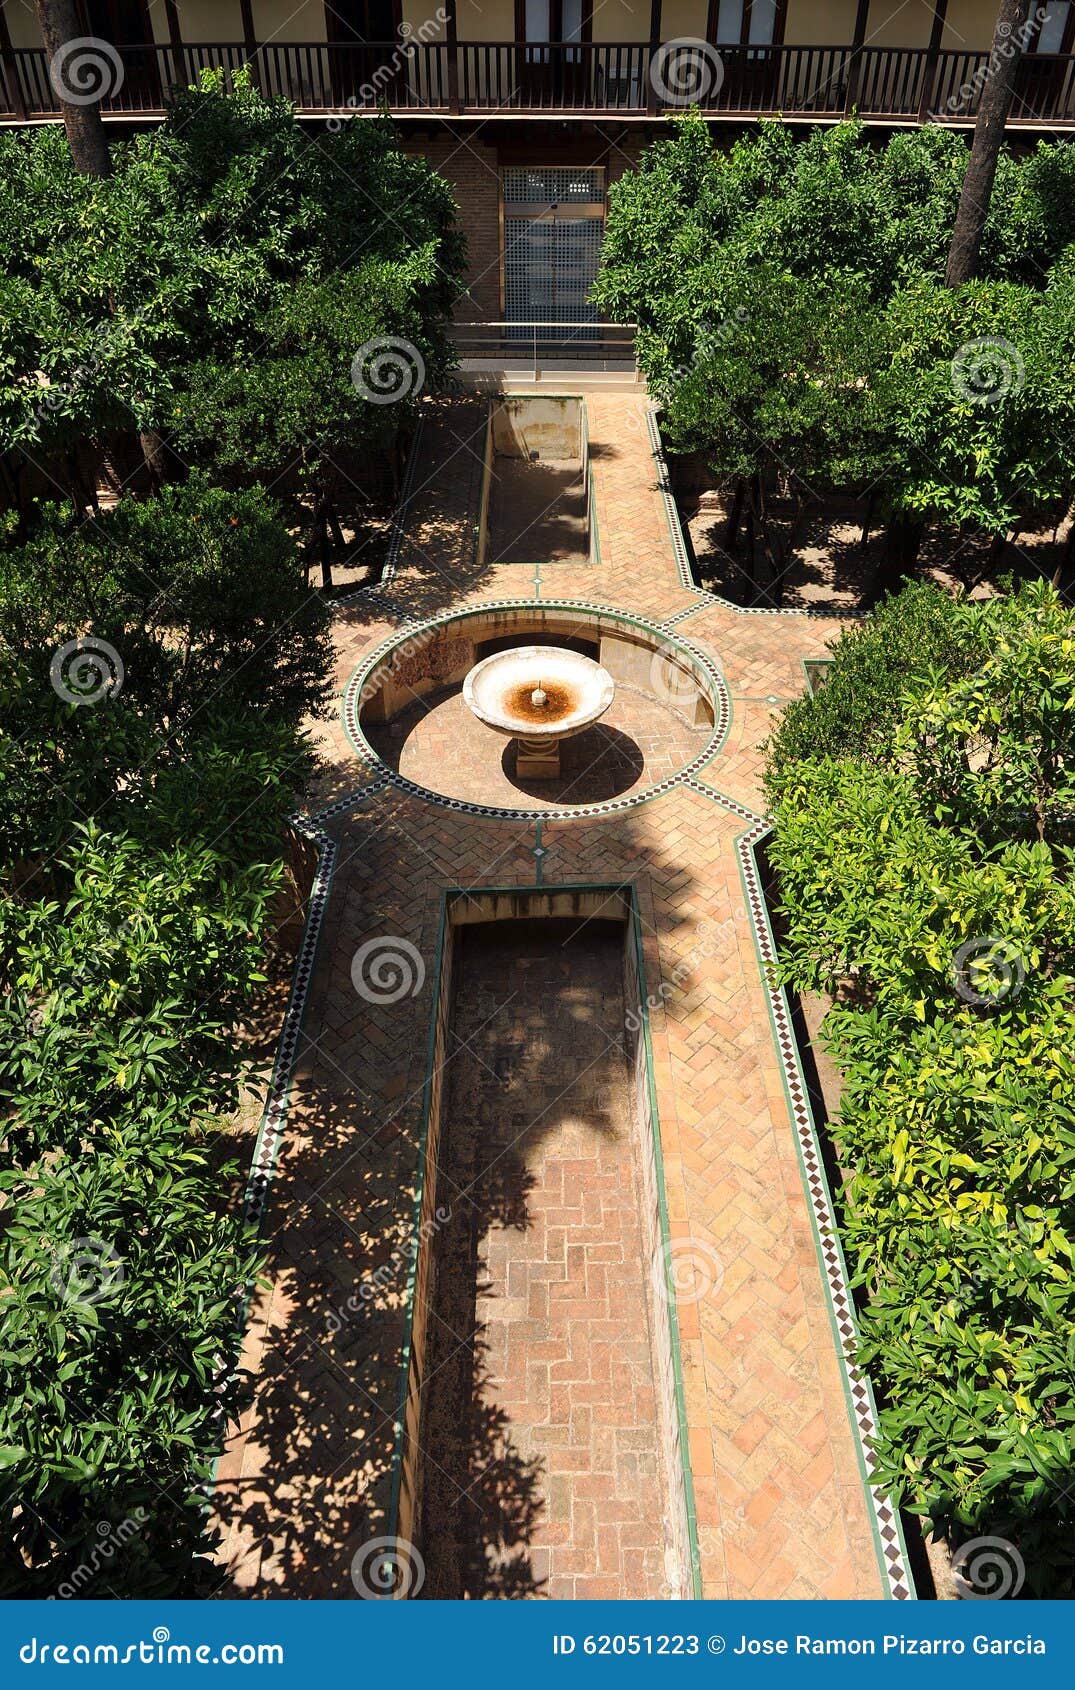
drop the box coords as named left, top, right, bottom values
left=501, top=167, right=603, bottom=333
left=502, top=167, right=604, bottom=207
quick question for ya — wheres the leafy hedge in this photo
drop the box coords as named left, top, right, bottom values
left=0, top=478, right=330, bottom=1595
left=766, top=581, right=1075, bottom=1595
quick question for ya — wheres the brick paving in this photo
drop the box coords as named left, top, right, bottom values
left=418, top=919, right=670, bottom=1600
left=212, top=392, right=885, bottom=1602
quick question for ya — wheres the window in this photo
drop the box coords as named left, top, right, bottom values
left=1033, top=3, right=1074, bottom=54
left=708, top=0, right=784, bottom=47
left=517, top=0, right=589, bottom=43
left=711, top=0, right=744, bottom=43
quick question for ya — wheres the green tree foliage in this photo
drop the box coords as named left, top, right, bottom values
left=0, top=72, right=464, bottom=550
left=0, top=479, right=329, bottom=1594
left=766, top=580, right=1075, bottom=1592
left=0, top=474, right=330, bottom=862
left=596, top=117, right=1075, bottom=595
left=765, top=583, right=990, bottom=790
left=664, top=271, right=888, bottom=601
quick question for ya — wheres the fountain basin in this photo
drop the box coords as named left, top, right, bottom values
left=463, top=644, right=615, bottom=779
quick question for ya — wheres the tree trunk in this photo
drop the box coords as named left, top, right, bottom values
left=945, top=0, right=1032, bottom=286
left=860, top=490, right=877, bottom=555
left=327, top=503, right=346, bottom=550
left=138, top=428, right=166, bottom=491
left=871, top=514, right=925, bottom=603
left=314, top=500, right=333, bottom=591
left=34, top=0, right=113, bottom=178
left=743, top=474, right=761, bottom=605
left=1052, top=515, right=1075, bottom=598
left=723, top=476, right=746, bottom=552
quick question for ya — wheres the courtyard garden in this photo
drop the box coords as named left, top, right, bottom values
left=0, top=48, right=1073, bottom=1606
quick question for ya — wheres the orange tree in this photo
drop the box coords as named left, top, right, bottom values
left=766, top=581, right=1075, bottom=1593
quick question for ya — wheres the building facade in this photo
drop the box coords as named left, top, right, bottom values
left=3, top=1, right=1074, bottom=330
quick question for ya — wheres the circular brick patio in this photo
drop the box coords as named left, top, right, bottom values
left=365, top=682, right=711, bottom=810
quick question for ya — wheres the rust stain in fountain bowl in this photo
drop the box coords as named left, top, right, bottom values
left=502, top=681, right=578, bottom=725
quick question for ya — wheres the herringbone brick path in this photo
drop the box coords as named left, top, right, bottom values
left=212, top=393, right=883, bottom=1602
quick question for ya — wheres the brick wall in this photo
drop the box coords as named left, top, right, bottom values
left=404, top=133, right=502, bottom=321
left=405, top=124, right=657, bottom=325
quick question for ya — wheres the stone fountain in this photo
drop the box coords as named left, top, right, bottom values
left=462, top=644, right=616, bottom=780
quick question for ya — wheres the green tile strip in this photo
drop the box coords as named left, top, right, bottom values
left=385, top=891, right=452, bottom=1555
left=628, top=894, right=703, bottom=1598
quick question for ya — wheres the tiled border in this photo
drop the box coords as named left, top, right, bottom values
left=209, top=780, right=388, bottom=1491
left=647, top=409, right=858, bottom=622
left=681, top=774, right=915, bottom=1603
left=625, top=892, right=702, bottom=1599
left=241, top=779, right=391, bottom=1231
left=340, top=598, right=732, bottom=823
left=386, top=890, right=453, bottom=1567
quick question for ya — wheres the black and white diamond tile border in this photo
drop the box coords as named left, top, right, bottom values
left=682, top=774, right=915, bottom=1603
left=239, top=781, right=388, bottom=1232
left=661, top=602, right=709, bottom=629
left=337, top=599, right=734, bottom=823
left=647, top=409, right=858, bottom=623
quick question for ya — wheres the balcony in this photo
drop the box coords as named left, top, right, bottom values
left=2, top=39, right=1075, bottom=128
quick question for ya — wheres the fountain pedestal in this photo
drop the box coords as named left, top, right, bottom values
left=516, top=733, right=562, bottom=780
left=462, top=644, right=616, bottom=783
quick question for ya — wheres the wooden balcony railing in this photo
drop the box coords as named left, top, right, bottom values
left=2, top=40, right=1075, bottom=127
